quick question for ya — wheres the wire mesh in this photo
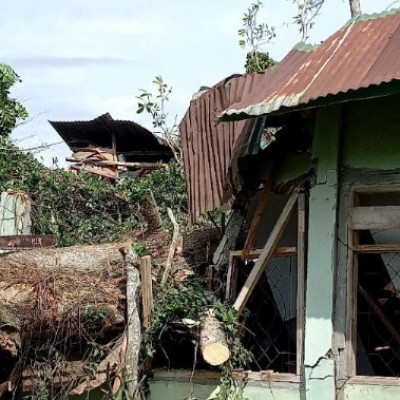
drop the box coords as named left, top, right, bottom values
left=237, top=256, right=297, bottom=373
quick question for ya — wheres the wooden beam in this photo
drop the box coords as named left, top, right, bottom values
left=241, top=186, right=270, bottom=260
left=296, top=193, right=306, bottom=376
left=229, top=247, right=297, bottom=259
left=352, top=244, right=400, bottom=253
left=233, top=190, right=299, bottom=315
left=349, top=206, right=400, bottom=230
left=66, top=157, right=166, bottom=170
left=140, top=256, right=153, bottom=329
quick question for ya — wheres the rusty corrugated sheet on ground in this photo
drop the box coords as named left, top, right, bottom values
left=222, top=9, right=400, bottom=120
left=180, top=76, right=253, bottom=223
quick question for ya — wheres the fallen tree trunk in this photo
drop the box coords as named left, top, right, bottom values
left=0, top=242, right=129, bottom=343
left=0, top=241, right=143, bottom=393
left=200, top=309, right=230, bottom=366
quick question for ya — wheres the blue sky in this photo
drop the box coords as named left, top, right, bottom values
left=2, top=0, right=393, bottom=165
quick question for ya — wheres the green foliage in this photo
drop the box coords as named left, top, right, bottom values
left=136, top=76, right=182, bottom=164
left=146, top=278, right=252, bottom=400
left=0, top=63, right=28, bottom=139
left=245, top=51, right=276, bottom=74
left=0, top=142, right=187, bottom=246
left=238, top=1, right=276, bottom=73
left=291, top=0, right=325, bottom=42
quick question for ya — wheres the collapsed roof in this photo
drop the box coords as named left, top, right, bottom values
left=49, top=113, right=174, bottom=163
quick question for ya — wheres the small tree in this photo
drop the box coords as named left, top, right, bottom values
left=291, top=0, right=326, bottom=42
left=0, top=63, right=28, bottom=141
left=136, top=76, right=182, bottom=166
left=238, top=1, right=276, bottom=73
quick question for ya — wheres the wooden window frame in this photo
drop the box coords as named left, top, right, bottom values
left=346, top=185, right=400, bottom=378
left=226, top=193, right=306, bottom=377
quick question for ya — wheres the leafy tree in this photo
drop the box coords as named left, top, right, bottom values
left=238, top=1, right=276, bottom=73
left=0, top=63, right=28, bottom=140
left=291, top=0, right=325, bottom=42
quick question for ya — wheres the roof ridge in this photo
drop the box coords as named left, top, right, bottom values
left=345, top=6, right=400, bottom=24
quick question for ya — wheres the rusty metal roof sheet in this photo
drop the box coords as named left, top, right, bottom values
left=222, top=9, right=400, bottom=120
left=179, top=76, right=253, bottom=223
left=49, top=113, right=173, bottom=163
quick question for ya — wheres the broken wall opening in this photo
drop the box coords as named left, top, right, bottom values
left=227, top=191, right=305, bottom=374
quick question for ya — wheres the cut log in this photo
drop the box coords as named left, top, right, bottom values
left=200, top=309, right=230, bottom=366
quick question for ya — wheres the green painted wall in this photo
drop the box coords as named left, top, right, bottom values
left=342, top=93, right=400, bottom=170
left=343, top=384, right=400, bottom=399
left=303, top=106, right=341, bottom=400
left=149, top=381, right=301, bottom=400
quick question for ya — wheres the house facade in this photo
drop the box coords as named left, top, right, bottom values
left=148, top=9, right=400, bottom=400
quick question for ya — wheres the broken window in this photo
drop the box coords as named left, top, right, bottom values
left=349, top=189, right=400, bottom=377
left=227, top=191, right=306, bottom=375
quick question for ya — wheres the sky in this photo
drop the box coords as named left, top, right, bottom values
left=1, top=0, right=394, bottom=166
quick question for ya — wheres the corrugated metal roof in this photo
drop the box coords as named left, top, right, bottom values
left=222, top=9, right=400, bottom=120
left=49, top=113, right=173, bottom=162
left=179, top=76, right=253, bottom=223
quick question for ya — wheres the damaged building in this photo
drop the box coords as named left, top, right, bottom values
left=153, top=8, right=400, bottom=400
left=50, top=113, right=174, bottom=180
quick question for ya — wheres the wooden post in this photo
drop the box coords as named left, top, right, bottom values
left=233, top=190, right=299, bottom=316
left=241, top=186, right=270, bottom=260
left=120, top=246, right=141, bottom=396
left=296, top=192, right=306, bottom=376
left=161, top=208, right=180, bottom=285
left=140, top=256, right=153, bottom=329
left=0, top=191, right=31, bottom=254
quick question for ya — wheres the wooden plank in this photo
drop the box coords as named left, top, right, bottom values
left=66, top=157, right=166, bottom=169
left=349, top=206, right=400, bottom=230
left=0, top=235, right=56, bottom=250
left=233, top=190, right=299, bottom=315
left=230, top=247, right=297, bottom=259
left=140, top=256, right=153, bottom=329
left=241, top=186, right=270, bottom=260
left=352, top=244, right=400, bottom=253
left=296, top=193, right=306, bottom=376
left=225, top=255, right=239, bottom=300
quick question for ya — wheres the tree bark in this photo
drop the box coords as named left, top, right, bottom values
left=349, top=0, right=361, bottom=18
left=200, top=309, right=230, bottom=366
left=141, top=189, right=162, bottom=233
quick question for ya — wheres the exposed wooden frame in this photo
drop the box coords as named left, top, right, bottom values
left=226, top=247, right=297, bottom=300
left=233, top=190, right=299, bottom=315
left=296, top=193, right=306, bottom=376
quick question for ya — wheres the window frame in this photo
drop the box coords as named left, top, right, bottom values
left=346, top=184, right=400, bottom=378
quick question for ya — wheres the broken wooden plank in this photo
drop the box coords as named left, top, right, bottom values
left=241, top=186, right=270, bottom=260
left=0, top=235, right=56, bottom=250
left=140, top=255, right=153, bottom=329
left=349, top=206, right=400, bottom=230
left=233, top=190, right=299, bottom=315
